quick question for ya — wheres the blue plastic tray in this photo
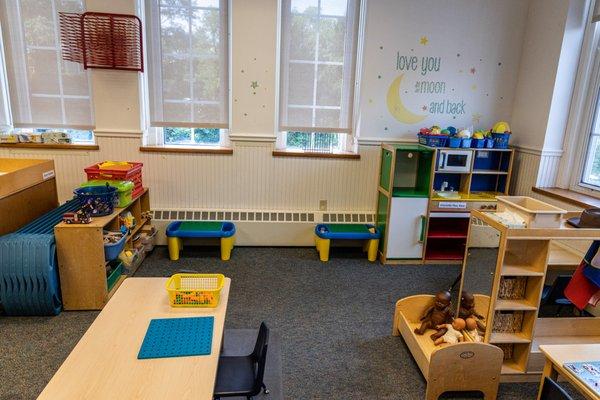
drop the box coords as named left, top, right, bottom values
left=138, top=317, right=214, bottom=359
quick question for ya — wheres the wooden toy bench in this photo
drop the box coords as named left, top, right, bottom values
left=392, top=295, right=503, bottom=400
left=166, top=221, right=236, bottom=261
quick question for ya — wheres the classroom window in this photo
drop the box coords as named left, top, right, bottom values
left=278, top=0, right=360, bottom=152
left=0, top=0, right=95, bottom=134
left=581, top=95, right=600, bottom=189
left=145, top=0, right=228, bottom=146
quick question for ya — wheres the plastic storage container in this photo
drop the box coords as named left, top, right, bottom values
left=418, top=134, right=448, bottom=147
left=447, top=137, right=461, bottom=148
left=166, top=273, right=225, bottom=308
left=485, top=138, right=494, bottom=148
left=74, top=185, right=118, bottom=216
left=84, top=161, right=144, bottom=198
left=81, top=180, right=134, bottom=207
left=492, top=133, right=510, bottom=149
left=471, top=139, right=485, bottom=148
left=104, top=231, right=127, bottom=261
left=106, top=260, right=123, bottom=292
left=460, top=138, right=472, bottom=148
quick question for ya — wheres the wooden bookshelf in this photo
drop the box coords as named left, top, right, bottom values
left=54, top=189, right=151, bottom=310
left=471, top=209, right=600, bottom=382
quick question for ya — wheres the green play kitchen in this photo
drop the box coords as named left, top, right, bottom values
left=376, top=143, right=514, bottom=264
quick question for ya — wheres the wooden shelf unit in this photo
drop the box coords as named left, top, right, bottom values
left=376, top=144, right=514, bottom=265
left=472, top=209, right=600, bottom=382
left=55, top=189, right=151, bottom=310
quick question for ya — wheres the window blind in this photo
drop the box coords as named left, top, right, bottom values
left=0, top=0, right=94, bottom=130
left=146, top=0, right=229, bottom=129
left=279, top=0, right=359, bottom=134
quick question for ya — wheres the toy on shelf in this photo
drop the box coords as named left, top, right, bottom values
left=457, top=128, right=472, bottom=148
left=119, top=211, right=136, bottom=231
left=73, top=184, right=118, bottom=216
left=433, top=317, right=466, bottom=346
left=62, top=203, right=93, bottom=224
left=414, top=290, right=454, bottom=340
left=103, top=231, right=127, bottom=261
left=458, top=291, right=487, bottom=332
left=418, top=125, right=449, bottom=147
left=490, top=121, right=511, bottom=149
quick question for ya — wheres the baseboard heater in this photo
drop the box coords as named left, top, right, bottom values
left=150, top=209, right=375, bottom=247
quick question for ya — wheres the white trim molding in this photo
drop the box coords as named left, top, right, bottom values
left=229, top=133, right=277, bottom=143
left=94, top=129, right=143, bottom=138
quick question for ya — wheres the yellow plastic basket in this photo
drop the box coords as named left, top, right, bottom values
left=165, top=273, right=225, bottom=308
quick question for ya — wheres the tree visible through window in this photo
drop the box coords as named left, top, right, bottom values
left=279, top=0, right=359, bottom=152
left=164, top=127, right=220, bottom=145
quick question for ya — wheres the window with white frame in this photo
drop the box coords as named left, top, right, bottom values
left=278, top=0, right=360, bottom=153
left=0, top=0, right=94, bottom=143
left=145, top=0, right=228, bottom=147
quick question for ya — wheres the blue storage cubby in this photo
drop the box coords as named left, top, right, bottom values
left=470, top=174, right=507, bottom=193
left=433, top=173, right=463, bottom=192
left=472, top=150, right=511, bottom=172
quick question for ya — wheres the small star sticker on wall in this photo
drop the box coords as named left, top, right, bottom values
left=470, top=67, right=476, bottom=74
left=472, top=113, right=482, bottom=124
left=419, top=36, right=428, bottom=45
left=250, top=81, right=259, bottom=89
left=422, top=105, right=428, bottom=111
left=471, top=84, right=477, bottom=91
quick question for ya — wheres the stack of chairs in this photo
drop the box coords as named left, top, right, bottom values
left=0, top=199, right=81, bottom=315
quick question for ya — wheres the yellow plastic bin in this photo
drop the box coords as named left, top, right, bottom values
left=165, top=273, right=225, bottom=308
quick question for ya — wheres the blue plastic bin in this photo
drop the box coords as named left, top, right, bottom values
left=492, top=132, right=510, bottom=149
left=418, top=134, right=448, bottom=147
left=74, top=185, right=118, bottom=216
left=471, top=139, right=485, bottom=148
left=447, top=137, right=461, bottom=148
left=104, top=232, right=127, bottom=261
left=460, top=138, right=472, bottom=148
left=485, top=138, right=494, bottom=148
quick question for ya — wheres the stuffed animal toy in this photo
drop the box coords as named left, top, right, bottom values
left=434, top=317, right=466, bottom=346
left=458, top=291, right=487, bottom=332
left=414, top=290, right=454, bottom=340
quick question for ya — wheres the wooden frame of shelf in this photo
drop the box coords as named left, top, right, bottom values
left=55, top=189, right=151, bottom=310
left=470, top=209, right=600, bottom=382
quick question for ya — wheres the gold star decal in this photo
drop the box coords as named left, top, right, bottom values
left=471, top=84, right=477, bottom=91
left=472, top=113, right=482, bottom=124
left=419, top=36, right=428, bottom=45
left=250, top=81, right=259, bottom=89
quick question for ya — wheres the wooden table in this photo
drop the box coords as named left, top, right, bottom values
left=38, top=277, right=231, bottom=400
left=537, top=344, right=600, bottom=400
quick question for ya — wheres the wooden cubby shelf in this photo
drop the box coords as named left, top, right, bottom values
left=55, top=189, right=151, bottom=311
left=494, top=299, right=538, bottom=311
left=490, top=332, right=532, bottom=344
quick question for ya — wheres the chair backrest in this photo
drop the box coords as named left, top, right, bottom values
left=251, top=322, right=269, bottom=393
left=540, top=377, right=573, bottom=400
left=546, top=275, right=572, bottom=304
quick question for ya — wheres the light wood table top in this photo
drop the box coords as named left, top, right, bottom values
left=38, top=277, right=231, bottom=400
left=539, top=344, right=600, bottom=400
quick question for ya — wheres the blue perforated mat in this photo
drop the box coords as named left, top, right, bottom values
left=138, top=317, right=214, bottom=359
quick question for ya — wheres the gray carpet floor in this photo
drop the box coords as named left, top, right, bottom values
left=0, top=246, right=585, bottom=399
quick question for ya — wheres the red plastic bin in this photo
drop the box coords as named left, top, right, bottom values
left=84, top=161, right=144, bottom=198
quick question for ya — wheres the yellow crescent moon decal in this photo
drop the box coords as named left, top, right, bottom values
left=386, top=74, right=428, bottom=124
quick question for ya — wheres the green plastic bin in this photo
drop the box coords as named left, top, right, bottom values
left=81, top=180, right=134, bottom=207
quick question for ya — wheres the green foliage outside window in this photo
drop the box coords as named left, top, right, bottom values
left=164, top=127, right=220, bottom=144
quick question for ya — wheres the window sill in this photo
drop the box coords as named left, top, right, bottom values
left=532, top=187, right=600, bottom=209
left=0, top=143, right=99, bottom=150
left=139, top=145, right=233, bottom=155
left=272, top=149, right=360, bottom=160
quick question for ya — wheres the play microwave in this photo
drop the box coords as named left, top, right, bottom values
left=436, top=149, right=472, bottom=173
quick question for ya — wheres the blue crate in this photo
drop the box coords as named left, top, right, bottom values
left=418, top=134, right=448, bottom=147
left=104, top=232, right=127, bottom=261
left=492, top=132, right=510, bottom=149
left=447, top=137, right=461, bottom=148
left=74, top=185, right=118, bottom=216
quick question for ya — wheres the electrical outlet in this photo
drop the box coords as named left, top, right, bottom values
left=319, top=200, right=327, bottom=211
